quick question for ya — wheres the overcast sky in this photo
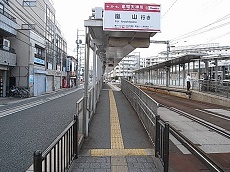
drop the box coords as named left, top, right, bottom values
left=52, top=0, right=230, bottom=58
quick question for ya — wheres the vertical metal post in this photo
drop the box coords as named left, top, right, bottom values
left=198, top=60, right=201, bottom=91
left=188, top=62, right=190, bottom=75
left=155, top=115, right=160, bottom=157
left=175, top=65, right=177, bottom=86
left=178, top=65, right=181, bottom=86
left=166, top=67, right=169, bottom=87
left=163, top=123, right=169, bottom=172
left=148, top=70, right=151, bottom=84
left=83, top=27, right=90, bottom=137
left=183, top=64, right=186, bottom=88
left=166, top=40, right=170, bottom=61
left=93, top=43, right=97, bottom=113
left=97, top=55, right=100, bottom=100
left=2, top=70, right=7, bottom=97
left=215, top=59, right=218, bottom=80
left=73, top=115, right=78, bottom=159
left=34, top=150, right=42, bottom=172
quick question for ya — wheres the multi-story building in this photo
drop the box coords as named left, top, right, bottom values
left=109, top=52, right=140, bottom=81
left=0, top=0, right=68, bottom=96
left=66, top=56, right=77, bottom=87
left=0, top=0, right=17, bottom=97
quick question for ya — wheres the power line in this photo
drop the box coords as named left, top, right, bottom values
left=162, top=0, right=179, bottom=19
left=171, top=20, right=230, bottom=43
left=170, top=12, right=230, bottom=43
left=207, top=31, right=230, bottom=43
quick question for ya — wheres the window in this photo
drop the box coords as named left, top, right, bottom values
left=0, top=3, right=4, bottom=14
left=34, top=45, right=45, bottom=59
left=23, top=0, right=36, bottom=7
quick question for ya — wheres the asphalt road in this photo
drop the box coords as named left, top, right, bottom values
left=0, top=88, right=83, bottom=172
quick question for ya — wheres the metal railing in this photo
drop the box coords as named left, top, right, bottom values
left=33, top=79, right=102, bottom=172
left=0, top=8, right=17, bottom=22
left=34, top=115, right=78, bottom=172
left=121, top=78, right=169, bottom=172
left=0, top=44, right=16, bottom=53
left=199, top=79, right=230, bottom=98
left=155, top=116, right=169, bottom=172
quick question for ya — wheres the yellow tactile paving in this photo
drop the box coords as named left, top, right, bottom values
left=88, top=89, right=155, bottom=172
left=109, top=89, right=125, bottom=149
left=80, top=89, right=156, bottom=172
left=90, top=149, right=154, bottom=156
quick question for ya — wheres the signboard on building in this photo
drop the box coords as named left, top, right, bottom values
left=103, top=3, right=161, bottom=32
left=66, top=58, right=70, bottom=71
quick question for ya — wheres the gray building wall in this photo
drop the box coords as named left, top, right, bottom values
left=5, top=0, right=67, bottom=96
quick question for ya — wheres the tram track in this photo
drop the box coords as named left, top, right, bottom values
left=169, top=124, right=225, bottom=172
left=164, top=106, right=230, bottom=139
left=159, top=105, right=229, bottom=172
left=139, top=86, right=230, bottom=172
left=143, top=89, right=230, bottom=131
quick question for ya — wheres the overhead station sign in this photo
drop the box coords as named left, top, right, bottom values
left=103, top=2, right=161, bottom=32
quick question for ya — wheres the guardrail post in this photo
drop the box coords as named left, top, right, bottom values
left=33, top=150, right=42, bottom=172
left=73, top=115, right=79, bottom=159
left=155, top=115, right=160, bottom=157
left=163, top=123, right=169, bottom=172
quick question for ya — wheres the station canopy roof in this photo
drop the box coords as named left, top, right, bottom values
left=84, top=19, right=158, bottom=73
left=135, top=53, right=207, bottom=72
left=84, top=3, right=161, bottom=73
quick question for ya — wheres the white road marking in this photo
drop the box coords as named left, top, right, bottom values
left=0, top=90, right=76, bottom=118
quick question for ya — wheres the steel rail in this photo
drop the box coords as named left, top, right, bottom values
left=169, top=125, right=224, bottom=172
left=164, top=105, right=230, bottom=139
left=159, top=104, right=227, bottom=172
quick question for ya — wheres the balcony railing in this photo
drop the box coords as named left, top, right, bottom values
left=0, top=8, right=16, bottom=22
left=0, top=45, right=16, bottom=66
left=0, top=44, right=15, bottom=54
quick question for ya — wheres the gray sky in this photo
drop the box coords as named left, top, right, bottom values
left=52, top=0, right=230, bottom=58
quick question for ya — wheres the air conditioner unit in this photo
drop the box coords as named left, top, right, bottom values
left=3, top=39, right=10, bottom=51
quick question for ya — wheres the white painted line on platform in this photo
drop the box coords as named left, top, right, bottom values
left=158, top=107, right=230, bottom=154
left=196, top=109, right=230, bottom=121
left=205, top=109, right=230, bottom=118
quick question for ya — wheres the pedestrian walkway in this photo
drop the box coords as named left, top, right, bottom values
left=0, top=87, right=78, bottom=106
left=69, top=83, right=161, bottom=172
left=0, top=96, right=23, bottom=105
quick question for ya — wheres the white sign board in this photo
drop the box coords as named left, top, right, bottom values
left=103, top=3, right=161, bottom=32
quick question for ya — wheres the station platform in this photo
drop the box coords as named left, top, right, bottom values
left=69, top=83, right=162, bottom=172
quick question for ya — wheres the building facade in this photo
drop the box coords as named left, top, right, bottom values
left=0, top=0, right=17, bottom=97
left=0, top=0, right=68, bottom=97
left=108, top=52, right=141, bottom=81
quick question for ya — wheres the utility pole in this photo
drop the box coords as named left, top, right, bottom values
left=150, top=40, right=170, bottom=60
left=150, top=40, right=170, bottom=87
left=76, top=29, right=84, bottom=88
left=76, top=29, right=79, bottom=88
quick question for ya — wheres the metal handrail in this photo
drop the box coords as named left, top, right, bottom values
left=33, top=78, right=103, bottom=172
left=0, top=8, right=17, bottom=22
left=199, top=79, right=230, bottom=98
left=34, top=115, right=78, bottom=172
left=121, top=78, right=169, bottom=171
left=155, top=116, right=169, bottom=172
left=0, top=44, right=16, bottom=54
